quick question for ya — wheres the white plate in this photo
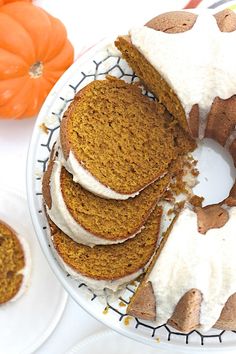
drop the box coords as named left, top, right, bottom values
left=27, top=38, right=236, bottom=352
left=65, top=330, right=182, bottom=354
left=0, top=187, right=67, bottom=354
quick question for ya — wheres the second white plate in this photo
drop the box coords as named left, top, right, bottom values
left=0, top=187, right=67, bottom=354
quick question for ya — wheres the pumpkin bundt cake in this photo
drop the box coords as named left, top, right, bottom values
left=43, top=145, right=170, bottom=246
left=48, top=206, right=162, bottom=293
left=115, top=8, right=236, bottom=332
left=60, top=76, right=178, bottom=200
left=0, top=220, right=30, bottom=304
left=115, top=9, right=236, bottom=158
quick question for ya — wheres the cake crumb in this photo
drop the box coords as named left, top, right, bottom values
left=119, top=301, right=126, bottom=307
left=155, top=337, right=160, bottom=343
left=167, top=200, right=185, bottom=216
left=39, top=123, right=49, bottom=134
left=130, top=280, right=137, bottom=286
left=124, top=316, right=132, bottom=326
left=102, top=306, right=109, bottom=315
left=189, top=195, right=204, bottom=207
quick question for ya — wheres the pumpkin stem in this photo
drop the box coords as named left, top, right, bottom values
left=29, top=61, right=43, bottom=79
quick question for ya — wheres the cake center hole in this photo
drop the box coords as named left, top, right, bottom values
left=192, top=138, right=236, bottom=206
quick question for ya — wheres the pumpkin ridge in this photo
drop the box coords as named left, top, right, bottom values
left=0, top=79, right=34, bottom=118
left=0, top=48, right=28, bottom=80
left=0, top=76, right=28, bottom=107
left=0, top=12, right=35, bottom=63
left=45, top=41, right=74, bottom=70
left=42, top=15, right=68, bottom=62
left=0, top=3, right=52, bottom=60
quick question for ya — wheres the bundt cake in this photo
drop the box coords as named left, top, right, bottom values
left=115, top=9, right=236, bottom=160
left=114, top=8, right=236, bottom=332
left=0, top=220, right=30, bottom=304
left=60, top=76, right=178, bottom=199
left=43, top=145, right=170, bottom=246
left=47, top=206, right=162, bottom=293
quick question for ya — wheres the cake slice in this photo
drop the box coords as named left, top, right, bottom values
left=0, top=221, right=30, bottom=304
left=43, top=144, right=170, bottom=246
left=43, top=119, right=195, bottom=247
left=60, top=76, right=178, bottom=200
left=48, top=206, right=162, bottom=293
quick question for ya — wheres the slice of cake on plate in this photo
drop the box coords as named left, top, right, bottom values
left=0, top=221, right=30, bottom=304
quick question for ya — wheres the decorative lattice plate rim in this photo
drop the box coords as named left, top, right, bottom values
left=27, top=38, right=236, bottom=353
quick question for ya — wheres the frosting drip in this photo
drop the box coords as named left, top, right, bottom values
left=130, top=14, right=236, bottom=139
left=148, top=207, right=236, bottom=331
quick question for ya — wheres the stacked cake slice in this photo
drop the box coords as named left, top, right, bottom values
left=43, top=76, right=195, bottom=293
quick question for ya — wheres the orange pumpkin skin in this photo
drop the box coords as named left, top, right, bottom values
left=0, top=2, right=74, bottom=119
left=0, top=0, right=31, bottom=6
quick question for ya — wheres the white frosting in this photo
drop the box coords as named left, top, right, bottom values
left=9, top=235, right=31, bottom=303
left=61, top=149, right=139, bottom=200
left=55, top=251, right=146, bottom=295
left=130, top=13, right=236, bottom=139
left=48, top=151, right=141, bottom=246
left=148, top=207, right=236, bottom=331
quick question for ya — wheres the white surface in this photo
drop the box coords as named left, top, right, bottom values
left=193, top=139, right=236, bottom=205
left=0, top=1, right=234, bottom=354
left=0, top=187, right=67, bottom=354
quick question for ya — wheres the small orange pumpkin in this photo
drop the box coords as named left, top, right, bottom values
left=0, top=0, right=31, bottom=6
left=0, top=2, right=74, bottom=119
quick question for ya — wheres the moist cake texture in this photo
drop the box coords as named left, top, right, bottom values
left=50, top=206, right=162, bottom=283
left=60, top=76, right=178, bottom=198
left=43, top=146, right=170, bottom=245
left=0, top=221, right=25, bottom=304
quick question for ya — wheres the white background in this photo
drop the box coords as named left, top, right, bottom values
left=0, top=1, right=198, bottom=353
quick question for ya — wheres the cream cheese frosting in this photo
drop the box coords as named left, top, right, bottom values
left=148, top=207, right=236, bottom=331
left=56, top=253, right=145, bottom=295
left=130, top=13, right=236, bottom=139
left=61, top=147, right=139, bottom=200
left=47, top=148, right=142, bottom=247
